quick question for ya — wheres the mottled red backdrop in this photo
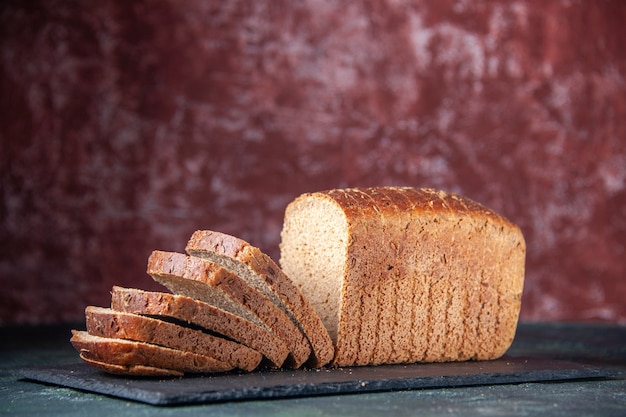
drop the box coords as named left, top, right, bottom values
left=1, top=0, right=625, bottom=324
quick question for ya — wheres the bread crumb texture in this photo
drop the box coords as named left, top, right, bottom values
left=280, top=187, right=526, bottom=367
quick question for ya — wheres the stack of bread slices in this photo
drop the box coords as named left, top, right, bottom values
left=71, top=230, right=334, bottom=376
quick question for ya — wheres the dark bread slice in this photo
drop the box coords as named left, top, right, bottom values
left=110, top=286, right=289, bottom=368
left=86, top=306, right=262, bottom=371
left=147, top=250, right=311, bottom=368
left=78, top=354, right=182, bottom=377
left=70, top=330, right=233, bottom=374
left=185, top=230, right=334, bottom=367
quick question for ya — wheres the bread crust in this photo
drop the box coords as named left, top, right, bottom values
left=186, top=231, right=334, bottom=368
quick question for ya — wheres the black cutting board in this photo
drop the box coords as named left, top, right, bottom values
left=19, top=356, right=613, bottom=406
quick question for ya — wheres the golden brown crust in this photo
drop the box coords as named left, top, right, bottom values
left=186, top=231, right=334, bottom=368
left=71, top=330, right=233, bottom=374
left=109, top=287, right=289, bottom=367
left=146, top=250, right=311, bottom=368
left=319, top=187, right=512, bottom=226
left=85, top=306, right=262, bottom=372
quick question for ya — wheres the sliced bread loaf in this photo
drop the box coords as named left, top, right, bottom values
left=70, top=330, right=233, bottom=374
left=85, top=306, right=262, bottom=371
left=279, top=187, right=526, bottom=367
left=110, top=286, right=289, bottom=368
left=185, top=231, right=334, bottom=367
left=146, top=250, right=311, bottom=368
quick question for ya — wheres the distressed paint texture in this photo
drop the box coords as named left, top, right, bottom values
left=1, top=0, right=625, bottom=324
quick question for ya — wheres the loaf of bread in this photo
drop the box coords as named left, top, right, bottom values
left=279, top=187, right=526, bottom=367
left=71, top=186, right=525, bottom=375
left=146, top=250, right=311, bottom=368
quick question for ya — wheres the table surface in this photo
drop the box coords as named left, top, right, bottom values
left=1, top=322, right=625, bottom=417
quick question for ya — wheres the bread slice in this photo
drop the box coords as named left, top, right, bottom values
left=110, top=286, right=289, bottom=368
left=279, top=187, right=526, bottom=367
left=70, top=330, right=233, bottom=374
left=146, top=250, right=311, bottom=368
left=85, top=306, right=262, bottom=371
left=185, top=230, right=334, bottom=368
left=78, top=354, right=183, bottom=377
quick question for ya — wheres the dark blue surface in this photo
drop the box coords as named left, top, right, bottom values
left=2, top=323, right=626, bottom=416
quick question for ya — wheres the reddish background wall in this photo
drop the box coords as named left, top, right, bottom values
left=1, top=0, right=625, bottom=325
